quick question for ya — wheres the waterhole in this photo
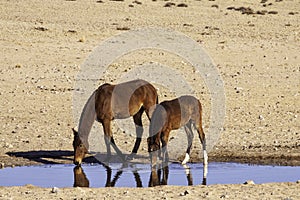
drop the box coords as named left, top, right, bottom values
left=0, top=162, right=299, bottom=187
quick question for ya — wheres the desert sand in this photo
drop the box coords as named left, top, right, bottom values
left=0, top=0, right=299, bottom=199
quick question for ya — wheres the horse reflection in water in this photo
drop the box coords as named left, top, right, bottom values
left=73, top=166, right=89, bottom=187
left=73, top=164, right=194, bottom=188
left=149, top=164, right=193, bottom=187
left=148, top=166, right=169, bottom=187
left=73, top=164, right=142, bottom=187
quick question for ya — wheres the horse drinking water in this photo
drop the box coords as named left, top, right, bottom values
left=147, top=95, right=208, bottom=185
left=73, top=79, right=158, bottom=165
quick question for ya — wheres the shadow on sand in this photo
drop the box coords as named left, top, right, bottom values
left=6, top=150, right=74, bottom=165
left=6, top=151, right=149, bottom=166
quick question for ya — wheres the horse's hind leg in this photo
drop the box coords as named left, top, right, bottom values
left=127, top=107, right=144, bottom=160
left=182, top=121, right=194, bottom=165
left=195, top=121, right=208, bottom=185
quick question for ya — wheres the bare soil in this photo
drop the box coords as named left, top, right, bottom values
left=0, top=0, right=299, bottom=199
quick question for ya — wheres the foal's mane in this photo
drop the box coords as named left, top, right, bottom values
left=78, top=90, right=97, bottom=149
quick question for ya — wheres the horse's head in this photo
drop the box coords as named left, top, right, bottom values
left=147, top=136, right=160, bottom=152
left=72, top=127, right=88, bottom=165
left=148, top=104, right=166, bottom=167
left=73, top=166, right=90, bottom=187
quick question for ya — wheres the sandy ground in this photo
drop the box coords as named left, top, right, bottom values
left=0, top=0, right=299, bottom=199
left=0, top=182, right=300, bottom=200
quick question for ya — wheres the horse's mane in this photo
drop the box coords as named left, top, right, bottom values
left=78, top=90, right=97, bottom=149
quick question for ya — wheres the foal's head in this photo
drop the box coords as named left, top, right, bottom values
left=72, top=127, right=88, bottom=165
left=147, top=135, right=160, bottom=167
left=147, top=104, right=167, bottom=166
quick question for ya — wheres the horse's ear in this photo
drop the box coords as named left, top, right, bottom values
left=72, top=126, right=78, bottom=136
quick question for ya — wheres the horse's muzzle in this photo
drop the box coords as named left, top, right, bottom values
left=74, top=159, right=82, bottom=166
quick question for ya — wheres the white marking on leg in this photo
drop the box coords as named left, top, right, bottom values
left=181, top=153, right=190, bottom=165
left=203, top=150, right=208, bottom=165
left=182, top=164, right=190, bottom=175
left=203, top=149, right=208, bottom=178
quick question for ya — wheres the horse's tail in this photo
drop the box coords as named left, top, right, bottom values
left=78, top=90, right=97, bottom=149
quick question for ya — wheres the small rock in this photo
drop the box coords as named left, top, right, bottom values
left=259, top=115, right=264, bottom=120
left=132, top=0, right=142, bottom=4
left=78, top=36, right=85, bottom=43
left=234, top=87, right=243, bottom=93
left=35, top=27, right=48, bottom=31
left=288, top=12, right=298, bottom=15
left=4, top=143, right=13, bottom=148
left=180, top=190, right=190, bottom=196
left=220, top=194, right=229, bottom=198
left=177, top=3, right=188, bottom=7
left=51, top=187, right=59, bottom=193
left=164, top=2, right=175, bottom=7
left=296, top=180, right=300, bottom=184
left=244, top=180, right=255, bottom=185
left=116, top=27, right=130, bottom=31
left=15, top=64, right=22, bottom=68
left=0, top=163, right=4, bottom=169
left=268, top=11, right=278, bottom=15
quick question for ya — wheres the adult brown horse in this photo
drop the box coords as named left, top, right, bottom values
left=73, top=79, right=158, bottom=165
left=147, top=95, right=208, bottom=185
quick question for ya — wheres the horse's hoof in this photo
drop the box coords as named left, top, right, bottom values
left=126, top=154, right=136, bottom=161
left=202, top=178, right=207, bottom=185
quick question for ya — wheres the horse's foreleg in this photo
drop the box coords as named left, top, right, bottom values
left=133, top=170, right=143, bottom=187
left=104, top=135, right=112, bottom=161
left=104, top=164, right=112, bottom=187
left=102, top=120, right=112, bottom=161
left=161, top=165, right=169, bottom=185
left=149, top=167, right=160, bottom=187
left=161, top=130, right=170, bottom=165
left=103, top=120, right=125, bottom=162
left=110, top=137, right=126, bottom=161
left=182, top=122, right=194, bottom=165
